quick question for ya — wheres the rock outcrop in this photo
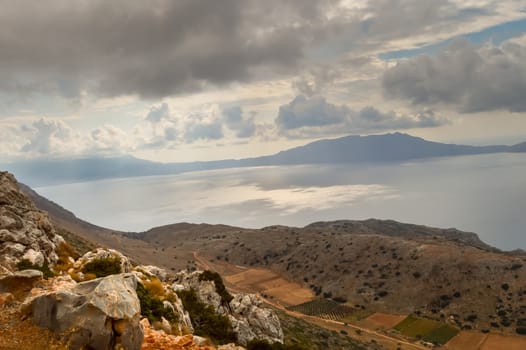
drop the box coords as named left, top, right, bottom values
left=27, top=273, right=143, bottom=350
left=0, top=172, right=64, bottom=272
left=171, top=270, right=284, bottom=345
left=229, top=293, right=283, bottom=345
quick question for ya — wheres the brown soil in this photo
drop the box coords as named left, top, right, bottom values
left=0, top=303, right=67, bottom=350
left=480, top=333, right=526, bottom=350
left=224, top=267, right=314, bottom=306
left=364, top=313, right=407, bottom=329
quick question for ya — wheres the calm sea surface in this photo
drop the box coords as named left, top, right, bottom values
left=36, top=153, right=526, bottom=250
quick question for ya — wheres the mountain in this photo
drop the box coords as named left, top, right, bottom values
left=245, top=132, right=511, bottom=165
left=3, top=133, right=525, bottom=186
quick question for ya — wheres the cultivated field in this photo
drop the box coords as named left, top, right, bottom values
left=365, top=313, right=407, bottom=329
left=480, top=333, right=526, bottom=350
left=394, top=315, right=459, bottom=345
left=286, top=299, right=355, bottom=321
left=224, top=267, right=314, bottom=306
left=445, top=331, right=488, bottom=350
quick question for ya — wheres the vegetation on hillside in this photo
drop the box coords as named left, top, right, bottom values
left=176, top=288, right=236, bottom=344
left=136, top=282, right=178, bottom=324
left=81, top=256, right=122, bottom=278
left=198, top=270, right=234, bottom=305
left=16, top=259, right=54, bottom=278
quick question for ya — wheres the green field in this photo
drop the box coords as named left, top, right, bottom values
left=422, top=324, right=459, bottom=344
left=394, top=315, right=459, bottom=345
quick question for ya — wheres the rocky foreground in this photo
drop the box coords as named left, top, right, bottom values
left=0, top=171, right=283, bottom=349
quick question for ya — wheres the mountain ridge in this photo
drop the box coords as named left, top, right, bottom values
left=4, top=132, right=526, bottom=186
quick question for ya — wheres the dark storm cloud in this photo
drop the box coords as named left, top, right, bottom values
left=383, top=39, right=526, bottom=113
left=0, top=0, right=492, bottom=100
left=275, top=95, right=448, bottom=138
left=0, top=0, right=314, bottom=99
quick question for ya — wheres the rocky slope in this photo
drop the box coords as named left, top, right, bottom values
left=0, top=171, right=288, bottom=349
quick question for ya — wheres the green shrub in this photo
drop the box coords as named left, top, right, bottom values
left=16, top=259, right=54, bottom=278
left=177, top=289, right=236, bottom=344
left=81, top=257, right=122, bottom=278
left=199, top=270, right=233, bottom=305
left=136, top=282, right=178, bottom=324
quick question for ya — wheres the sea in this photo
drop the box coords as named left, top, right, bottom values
left=35, top=153, right=526, bottom=251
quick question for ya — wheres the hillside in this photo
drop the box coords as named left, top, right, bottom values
left=22, top=183, right=526, bottom=338
left=5, top=133, right=526, bottom=186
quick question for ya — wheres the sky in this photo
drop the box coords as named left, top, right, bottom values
left=1, top=0, right=526, bottom=163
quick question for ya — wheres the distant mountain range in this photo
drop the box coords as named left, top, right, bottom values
left=3, top=132, right=526, bottom=186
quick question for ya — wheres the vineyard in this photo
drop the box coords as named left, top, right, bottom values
left=286, top=299, right=355, bottom=321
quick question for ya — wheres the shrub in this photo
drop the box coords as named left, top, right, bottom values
left=16, top=259, right=54, bottom=278
left=177, top=289, right=236, bottom=344
left=199, top=270, right=233, bottom=305
left=81, top=257, right=122, bottom=278
left=136, top=282, right=177, bottom=324
left=143, top=277, right=165, bottom=298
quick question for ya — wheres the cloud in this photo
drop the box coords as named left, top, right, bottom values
left=182, top=109, right=224, bottom=143
left=20, top=118, right=77, bottom=155
left=383, top=39, right=526, bottom=112
left=275, top=95, right=449, bottom=138
left=146, top=103, right=170, bottom=123
left=0, top=0, right=514, bottom=101
left=89, top=125, right=132, bottom=153
left=222, top=106, right=256, bottom=138
left=276, top=95, right=348, bottom=130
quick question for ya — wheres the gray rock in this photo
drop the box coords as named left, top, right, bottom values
left=0, top=172, right=64, bottom=272
left=171, top=270, right=283, bottom=345
left=229, top=293, right=283, bottom=345
left=28, top=273, right=143, bottom=350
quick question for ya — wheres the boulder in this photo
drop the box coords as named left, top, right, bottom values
left=0, top=269, right=43, bottom=299
left=27, top=273, right=143, bottom=350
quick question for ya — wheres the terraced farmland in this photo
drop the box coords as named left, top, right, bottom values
left=287, top=299, right=355, bottom=321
